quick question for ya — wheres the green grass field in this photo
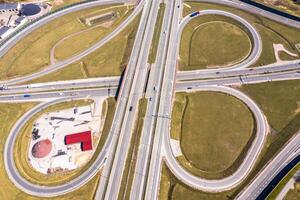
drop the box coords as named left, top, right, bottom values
left=182, top=1, right=300, bottom=69
left=180, top=19, right=251, bottom=70
left=26, top=13, right=141, bottom=84
left=13, top=98, right=116, bottom=186
left=284, top=184, right=300, bottom=200
left=171, top=92, right=254, bottom=179
left=54, top=6, right=133, bottom=61
left=0, top=102, right=102, bottom=199
left=254, top=0, right=300, bottom=17
left=0, top=4, right=130, bottom=81
left=148, top=3, right=165, bottom=64
left=159, top=164, right=233, bottom=200
left=161, top=79, right=300, bottom=199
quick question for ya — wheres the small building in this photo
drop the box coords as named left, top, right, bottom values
left=0, top=26, right=14, bottom=39
left=0, top=3, right=21, bottom=14
left=14, top=16, right=27, bottom=26
left=65, top=131, right=93, bottom=151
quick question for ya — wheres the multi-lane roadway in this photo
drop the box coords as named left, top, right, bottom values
left=1, top=0, right=300, bottom=199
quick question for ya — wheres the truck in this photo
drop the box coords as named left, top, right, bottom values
left=23, top=94, right=31, bottom=97
left=190, top=11, right=200, bottom=18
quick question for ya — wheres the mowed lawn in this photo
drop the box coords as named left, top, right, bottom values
left=171, top=92, right=254, bottom=178
left=182, top=1, right=300, bottom=69
left=241, top=80, right=300, bottom=132
left=179, top=15, right=251, bottom=70
left=27, top=14, right=141, bottom=84
left=0, top=103, right=101, bottom=199
left=0, top=4, right=129, bottom=80
left=189, top=21, right=251, bottom=68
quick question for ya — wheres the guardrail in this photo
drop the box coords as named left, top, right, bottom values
left=0, top=0, right=112, bottom=47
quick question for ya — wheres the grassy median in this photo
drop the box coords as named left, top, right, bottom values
left=0, top=4, right=131, bottom=80
left=171, top=91, right=254, bottom=179
left=13, top=98, right=116, bottom=186
left=0, top=102, right=102, bottom=199
left=118, top=98, right=148, bottom=200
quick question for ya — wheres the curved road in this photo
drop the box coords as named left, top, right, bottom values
left=163, top=85, right=268, bottom=192
left=4, top=95, right=114, bottom=197
left=0, top=0, right=144, bottom=85
left=177, top=9, right=262, bottom=73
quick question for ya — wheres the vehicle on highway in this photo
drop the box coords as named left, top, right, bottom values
left=190, top=11, right=200, bottom=17
left=129, top=106, right=133, bottom=111
left=23, top=94, right=31, bottom=97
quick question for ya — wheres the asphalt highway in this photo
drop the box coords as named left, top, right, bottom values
left=1, top=0, right=300, bottom=199
left=130, top=0, right=177, bottom=198
left=236, top=132, right=300, bottom=200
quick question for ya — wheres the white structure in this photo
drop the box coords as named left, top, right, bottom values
left=0, top=26, right=14, bottom=39
left=28, top=100, right=104, bottom=174
left=0, top=3, right=21, bottom=14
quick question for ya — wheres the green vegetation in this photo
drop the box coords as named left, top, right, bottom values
left=267, top=163, right=300, bottom=200
left=182, top=1, right=300, bottom=68
left=254, top=0, right=300, bottom=17
left=14, top=98, right=116, bottom=186
left=148, top=3, right=166, bottom=64
left=241, top=80, right=300, bottom=132
left=161, top=79, right=300, bottom=199
left=0, top=102, right=101, bottom=199
left=171, top=92, right=254, bottom=179
left=118, top=98, right=148, bottom=200
left=27, top=13, right=141, bottom=84
left=180, top=18, right=251, bottom=70
left=159, top=164, right=233, bottom=200
left=285, top=184, right=300, bottom=200
left=54, top=6, right=133, bottom=61
left=0, top=4, right=131, bottom=80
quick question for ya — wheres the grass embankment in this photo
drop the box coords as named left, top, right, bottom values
left=160, top=79, right=300, bottom=199
left=267, top=163, right=300, bottom=200
left=182, top=1, right=300, bottom=68
left=0, top=4, right=131, bottom=80
left=179, top=15, right=251, bottom=70
left=118, top=98, right=148, bottom=200
left=0, top=103, right=102, bottom=199
left=284, top=183, right=300, bottom=200
left=171, top=92, right=254, bottom=179
left=254, top=0, right=300, bottom=17
left=14, top=98, right=116, bottom=186
left=27, top=13, right=141, bottom=84
left=148, top=3, right=165, bottom=64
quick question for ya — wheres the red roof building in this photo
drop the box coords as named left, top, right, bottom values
left=65, top=131, right=93, bottom=151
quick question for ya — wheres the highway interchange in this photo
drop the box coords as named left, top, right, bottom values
left=1, top=0, right=300, bottom=199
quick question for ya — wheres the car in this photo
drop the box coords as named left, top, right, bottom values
left=129, top=106, right=133, bottom=111
left=23, top=94, right=31, bottom=97
left=187, top=87, right=192, bottom=89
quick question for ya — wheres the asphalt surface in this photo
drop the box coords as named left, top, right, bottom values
left=130, top=0, right=177, bottom=198
left=1, top=0, right=300, bottom=199
left=236, top=132, right=300, bottom=200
